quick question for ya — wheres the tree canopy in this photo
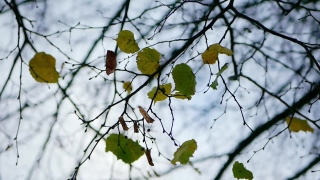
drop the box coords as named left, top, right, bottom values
left=0, top=0, right=320, bottom=179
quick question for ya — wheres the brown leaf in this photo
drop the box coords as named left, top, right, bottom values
left=118, top=116, right=129, bottom=131
left=106, top=50, right=117, bottom=75
left=134, top=122, right=139, bottom=133
left=145, top=148, right=154, bottom=166
left=138, top=106, right=155, bottom=123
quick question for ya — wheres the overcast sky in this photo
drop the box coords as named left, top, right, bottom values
left=0, top=0, right=319, bottom=180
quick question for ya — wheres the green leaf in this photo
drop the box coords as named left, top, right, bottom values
left=29, top=52, right=60, bottom=83
left=172, top=92, right=192, bottom=100
left=116, top=30, right=140, bottom=54
left=147, top=83, right=172, bottom=104
left=232, top=161, right=254, bottom=180
left=136, top=47, right=160, bottom=75
left=285, top=117, right=314, bottom=133
left=217, top=63, right=229, bottom=76
left=172, top=63, right=196, bottom=96
left=210, top=80, right=219, bottom=90
left=202, top=43, right=233, bottom=64
left=105, top=134, right=144, bottom=164
left=210, top=63, right=228, bottom=90
left=171, top=139, right=197, bottom=165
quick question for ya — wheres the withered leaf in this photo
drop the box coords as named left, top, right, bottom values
left=119, top=116, right=129, bottom=131
left=134, top=122, right=139, bottom=133
left=138, top=106, right=155, bottom=123
left=146, top=148, right=154, bottom=166
left=106, top=50, right=117, bottom=75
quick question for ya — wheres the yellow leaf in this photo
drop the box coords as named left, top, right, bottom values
left=123, top=82, right=133, bottom=94
left=285, top=117, right=314, bottom=133
left=202, top=43, right=233, bottom=64
left=116, top=30, right=140, bottom=54
left=29, top=52, right=60, bottom=83
left=147, top=83, right=171, bottom=104
left=136, top=48, right=160, bottom=75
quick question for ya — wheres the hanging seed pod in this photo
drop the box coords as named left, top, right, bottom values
left=118, top=116, right=129, bottom=131
left=134, top=122, right=139, bottom=133
left=145, top=148, right=154, bottom=166
left=138, top=106, right=155, bottom=123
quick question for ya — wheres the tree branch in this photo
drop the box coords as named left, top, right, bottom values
left=214, top=81, right=320, bottom=180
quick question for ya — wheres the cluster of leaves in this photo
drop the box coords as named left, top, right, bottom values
left=27, top=29, right=315, bottom=179
left=28, top=30, right=233, bottom=99
left=101, top=30, right=238, bottom=172
left=25, top=29, right=254, bottom=178
left=105, top=106, right=196, bottom=167
left=115, top=30, right=232, bottom=104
